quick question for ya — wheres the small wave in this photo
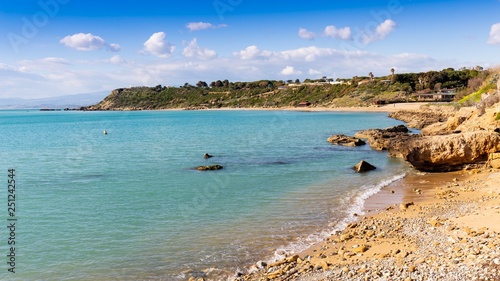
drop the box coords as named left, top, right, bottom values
left=268, top=172, right=407, bottom=262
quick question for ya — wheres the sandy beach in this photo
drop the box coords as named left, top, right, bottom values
left=197, top=102, right=433, bottom=113
left=228, top=101, right=500, bottom=281
left=233, top=168, right=500, bottom=281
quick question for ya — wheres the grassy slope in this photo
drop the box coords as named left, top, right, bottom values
left=90, top=68, right=488, bottom=110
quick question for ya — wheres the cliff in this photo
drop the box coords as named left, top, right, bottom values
left=374, top=72, right=500, bottom=172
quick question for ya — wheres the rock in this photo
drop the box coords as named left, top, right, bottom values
left=399, top=202, right=414, bottom=211
left=311, top=259, right=329, bottom=270
left=267, top=269, right=282, bottom=279
left=340, top=233, right=353, bottom=241
left=353, top=160, right=376, bottom=173
left=196, top=165, right=223, bottom=171
left=397, top=131, right=500, bottom=172
left=203, top=153, right=213, bottom=159
left=327, top=134, right=366, bottom=146
left=285, top=255, right=299, bottom=263
left=256, top=260, right=267, bottom=269
left=388, top=108, right=454, bottom=129
left=429, top=219, right=442, bottom=227
left=353, top=245, right=369, bottom=253
left=490, top=159, right=500, bottom=169
left=355, top=125, right=412, bottom=151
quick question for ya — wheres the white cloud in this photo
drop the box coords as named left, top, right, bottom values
left=142, top=32, right=176, bottom=58
left=108, top=43, right=121, bottom=52
left=324, top=25, right=352, bottom=40
left=182, top=38, right=217, bottom=60
left=108, top=55, right=126, bottom=64
left=60, top=33, right=121, bottom=52
left=280, top=66, right=302, bottom=76
left=298, top=28, right=316, bottom=40
left=308, top=68, right=322, bottom=75
left=233, top=45, right=274, bottom=60
left=186, top=22, right=228, bottom=31
left=361, top=19, right=397, bottom=44
left=487, top=23, right=500, bottom=44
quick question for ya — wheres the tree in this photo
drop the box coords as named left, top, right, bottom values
left=295, top=79, right=300, bottom=84
left=196, top=81, right=208, bottom=88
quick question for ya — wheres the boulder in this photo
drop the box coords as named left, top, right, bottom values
left=398, top=131, right=500, bottom=172
left=355, top=125, right=411, bottom=151
left=353, top=160, right=376, bottom=173
left=490, top=155, right=500, bottom=169
left=196, top=165, right=223, bottom=171
left=327, top=134, right=365, bottom=146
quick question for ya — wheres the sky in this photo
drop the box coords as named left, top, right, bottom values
left=0, top=0, right=499, bottom=99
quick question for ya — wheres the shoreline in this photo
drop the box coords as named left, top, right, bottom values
left=235, top=167, right=500, bottom=280
left=81, top=102, right=435, bottom=113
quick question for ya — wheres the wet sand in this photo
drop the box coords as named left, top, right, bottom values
left=235, top=168, right=500, bottom=280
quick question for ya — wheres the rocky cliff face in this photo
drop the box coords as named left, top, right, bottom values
left=396, top=131, right=500, bottom=172
left=365, top=83, right=500, bottom=171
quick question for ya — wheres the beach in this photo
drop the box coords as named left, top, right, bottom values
left=232, top=101, right=500, bottom=281
left=235, top=168, right=500, bottom=281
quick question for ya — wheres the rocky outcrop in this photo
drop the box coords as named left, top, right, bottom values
left=389, top=107, right=455, bottom=129
left=397, top=131, right=500, bottom=172
left=196, top=165, right=223, bottom=171
left=354, top=125, right=411, bottom=151
left=353, top=160, right=376, bottom=173
left=327, top=134, right=365, bottom=146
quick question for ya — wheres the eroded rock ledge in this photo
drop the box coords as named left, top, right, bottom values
left=361, top=99, right=500, bottom=172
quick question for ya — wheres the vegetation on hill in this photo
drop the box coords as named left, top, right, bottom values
left=89, top=67, right=491, bottom=110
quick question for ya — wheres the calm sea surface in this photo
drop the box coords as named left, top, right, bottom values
left=0, top=110, right=409, bottom=280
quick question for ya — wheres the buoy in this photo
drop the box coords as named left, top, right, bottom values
left=103, top=130, right=107, bottom=135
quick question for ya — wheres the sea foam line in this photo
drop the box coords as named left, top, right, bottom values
left=268, top=172, right=408, bottom=263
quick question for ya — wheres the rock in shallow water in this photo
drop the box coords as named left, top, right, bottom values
left=327, top=134, right=366, bottom=146
left=196, top=165, right=223, bottom=171
left=353, top=160, right=376, bottom=173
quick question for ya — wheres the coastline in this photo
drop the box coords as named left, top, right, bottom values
left=227, top=101, right=500, bottom=281
left=234, top=167, right=500, bottom=281
left=194, top=102, right=430, bottom=113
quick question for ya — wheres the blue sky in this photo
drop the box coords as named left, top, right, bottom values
left=1, top=0, right=499, bottom=99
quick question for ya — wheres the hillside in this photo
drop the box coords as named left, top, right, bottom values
left=88, top=68, right=486, bottom=110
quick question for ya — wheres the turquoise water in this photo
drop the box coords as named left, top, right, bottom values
left=0, top=110, right=409, bottom=280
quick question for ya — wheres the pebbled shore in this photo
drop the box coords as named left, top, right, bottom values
left=232, top=170, right=500, bottom=281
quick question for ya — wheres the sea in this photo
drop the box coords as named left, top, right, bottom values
left=0, top=109, right=410, bottom=280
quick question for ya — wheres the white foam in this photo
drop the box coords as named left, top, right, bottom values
left=268, top=172, right=407, bottom=262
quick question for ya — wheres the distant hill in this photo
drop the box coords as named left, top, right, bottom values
left=88, top=68, right=487, bottom=110
left=0, top=91, right=109, bottom=109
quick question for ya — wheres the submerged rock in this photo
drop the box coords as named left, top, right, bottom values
left=196, top=165, right=223, bottom=171
left=203, top=153, right=213, bottom=159
left=327, top=134, right=366, bottom=146
left=353, top=160, right=376, bottom=173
